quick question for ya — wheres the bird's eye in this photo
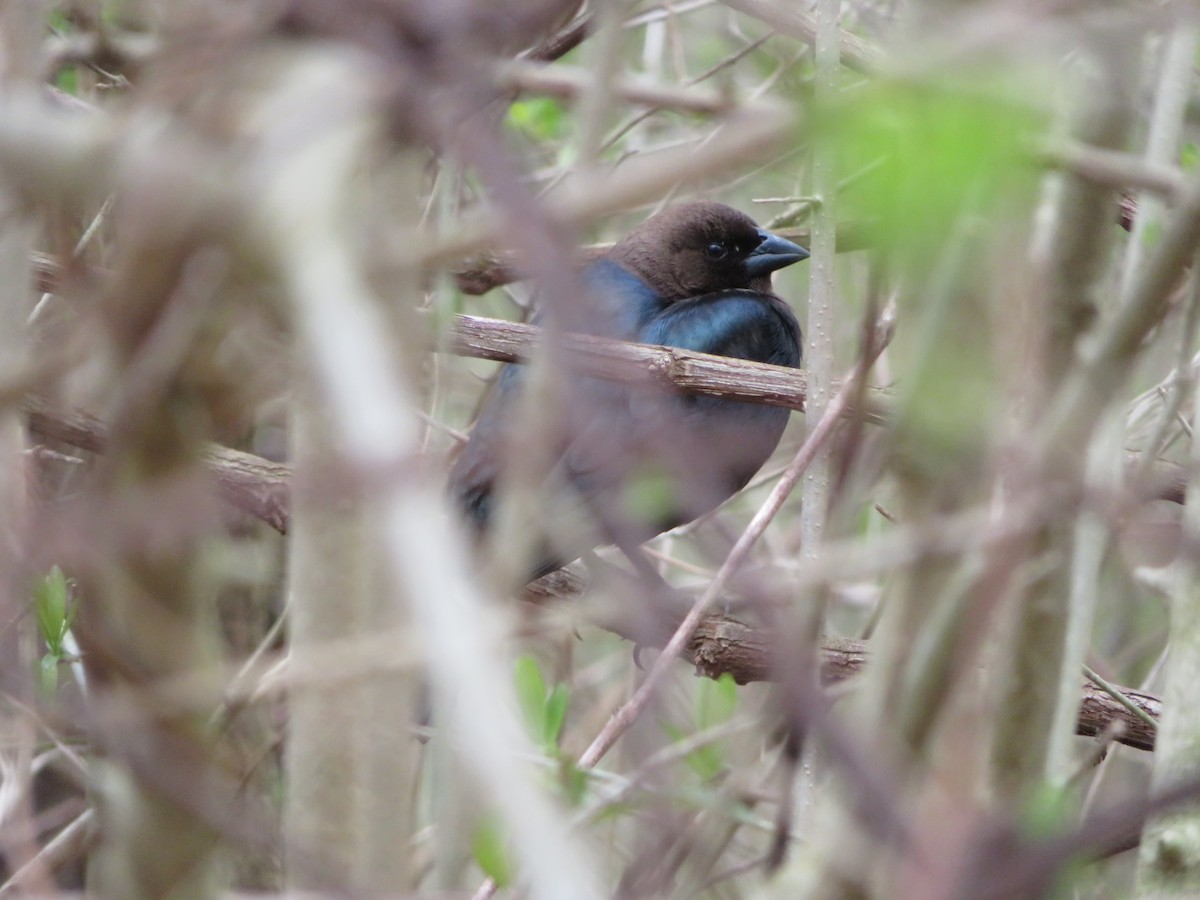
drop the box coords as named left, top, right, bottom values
left=705, top=242, right=728, bottom=260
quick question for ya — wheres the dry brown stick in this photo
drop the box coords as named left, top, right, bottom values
left=449, top=314, right=810, bottom=407
left=525, top=14, right=591, bottom=63
left=446, top=313, right=892, bottom=422
left=23, top=398, right=291, bottom=534
left=526, top=570, right=1160, bottom=752
left=446, top=316, right=1191, bottom=502
left=22, top=399, right=1162, bottom=751
left=21, top=343, right=1189, bottom=540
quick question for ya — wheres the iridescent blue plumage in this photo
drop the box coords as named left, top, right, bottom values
left=449, top=201, right=808, bottom=578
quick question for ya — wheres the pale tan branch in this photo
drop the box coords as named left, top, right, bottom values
left=1039, top=139, right=1187, bottom=202
left=720, top=0, right=884, bottom=74
left=499, top=60, right=738, bottom=115
left=22, top=349, right=1190, bottom=543
left=446, top=314, right=893, bottom=422
left=523, top=570, right=1160, bottom=752
left=24, top=398, right=291, bottom=534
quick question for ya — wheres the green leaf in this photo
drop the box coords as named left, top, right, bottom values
left=620, top=466, right=677, bottom=524
left=686, top=744, right=726, bottom=782
left=559, top=757, right=589, bottom=807
left=1019, top=783, right=1071, bottom=841
left=661, top=719, right=725, bottom=781
left=817, top=72, right=1044, bottom=270
left=1182, top=142, right=1199, bottom=171
left=34, top=566, right=71, bottom=654
left=695, top=673, right=738, bottom=730
left=513, top=655, right=548, bottom=742
left=661, top=721, right=686, bottom=744
left=38, top=654, right=59, bottom=701
left=506, top=97, right=567, bottom=142
left=1142, top=218, right=1163, bottom=248
left=471, top=818, right=513, bottom=888
left=544, top=683, right=569, bottom=749
left=670, top=677, right=739, bottom=781
left=47, top=9, right=72, bottom=31
left=54, top=66, right=79, bottom=96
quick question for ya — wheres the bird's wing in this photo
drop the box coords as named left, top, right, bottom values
left=561, top=290, right=803, bottom=536
left=447, top=362, right=529, bottom=531
left=638, top=289, right=801, bottom=368
left=447, top=259, right=664, bottom=557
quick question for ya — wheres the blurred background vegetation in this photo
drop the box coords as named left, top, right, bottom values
left=3, top=0, right=1200, bottom=898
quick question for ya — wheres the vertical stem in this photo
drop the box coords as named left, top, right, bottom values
left=82, top=280, right=224, bottom=899
left=284, top=121, right=423, bottom=900
left=283, top=380, right=376, bottom=888
left=263, top=53, right=602, bottom=900
left=1119, top=28, right=1198, bottom=304
left=1062, top=66, right=1200, bottom=788
left=788, top=0, right=841, bottom=854
left=991, top=34, right=1137, bottom=795
left=1136, top=255, right=1200, bottom=895
left=1045, top=420, right=1119, bottom=780
left=354, top=159, right=424, bottom=893
left=1136, top=288, right=1200, bottom=893
left=0, top=0, right=42, bottom=887
left=80, top=247, right=235, bottom=899
left=575, top=0, right=630, bottom=170
left=1046, top=32, right=1193, bottom=783
left=800, top=0, right=840, bottom=559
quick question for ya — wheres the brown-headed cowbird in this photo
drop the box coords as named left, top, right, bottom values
left=450, top=201, right=808, bottom=579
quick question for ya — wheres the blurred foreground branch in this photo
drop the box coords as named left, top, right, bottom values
left=22, top=399, right=1164, bottom=752
left=499, top=60, right=740, bottom=114
left=25, top=298, right=1189, bottom=512
left=719, top=0, right=884, bottom=74
left=451, top=222, right=875, bottom=295
left=24, top=398, right=291, bottom=534
left=447, top=314, right=884, bottom=417
left=522, top=571, right=1160, bottom=751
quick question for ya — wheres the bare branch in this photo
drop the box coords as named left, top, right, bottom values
left=23, top=398, right=291, bottom=534
left=525, top=570, right=1160, bottom=752
left=525, top=13, right=592, bottom=62
left=720, top=0, right=885, bottom=74
left=499, top=60, right=738, bottom=115
left=446, top=313, right=892, bottom=420
left=21, top=400, right=1163, bottom=754
left=1039, top=139, right=1187, bottom=202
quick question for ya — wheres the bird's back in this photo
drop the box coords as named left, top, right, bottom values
left=581, top=287, right=802, bottom=536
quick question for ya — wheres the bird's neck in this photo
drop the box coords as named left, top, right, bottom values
left=582, top=258, right=669, bottom=336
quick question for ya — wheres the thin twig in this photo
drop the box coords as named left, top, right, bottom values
left=1083, top=664, right=1159, bottom=733
left=719, top=0, right=884, bottom=74
left=500, top=60, right=738, bottom=115
left=1037, top=139, right=1186, bottom=201
left=578, top=305, right=895, bottom=769
left=445, top=313, right=892, bottom=420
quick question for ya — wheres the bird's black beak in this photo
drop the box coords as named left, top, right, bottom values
left=745, top=229, right=810, bottom=278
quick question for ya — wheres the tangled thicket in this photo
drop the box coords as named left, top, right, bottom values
left=3, top=2, right=1200, bottom=898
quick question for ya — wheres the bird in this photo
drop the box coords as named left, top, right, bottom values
left=449, top=200, right=808, bottom=580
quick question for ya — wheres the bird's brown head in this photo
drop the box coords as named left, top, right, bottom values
left=607, top=200, right=809, bottom=301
